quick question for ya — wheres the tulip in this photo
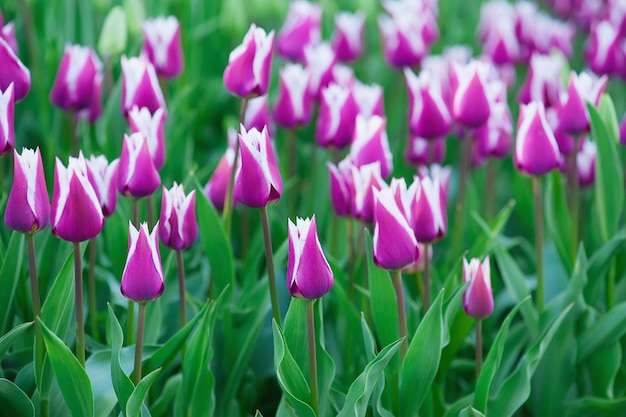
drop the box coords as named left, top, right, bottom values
left=331, top=11, right=366, bottom=62
left=304, top=42, right=336, bottom=99
left=478, top=2, right=520, bottom=64
left=118, top=132, right=161, bottom=198
left=5, top=148, right=51, bottom=234
left=405, top=136, right=446, bottom=167
left=405, top=68, right=451, bottom=139
left=80, top=72, right=104, bottom=124
left=2, top=21, right=18, bottom=53
left=330, top=64, right=355, bottom=89
left=451, top=60, right=492, bottom=128
left=159, top=182, right=198, bottom=250
left=205, top=136, right=238, bottom=212
left=327, top=158, right=354, bottom=217
left=585, top=21, right=621, bottom=76
left=557, top=71, right=607, bottom=136
left=223, top=24, right=274, bottom=99
left=0, top=37, right=30, bottom=101
left=410, top=175, right=447, bottom=243
left=517, top=53, right=565, bottom=108
left=234, top=125, right=283, bottom=208
left=142, top=16, right=184, bottom=79
left=85, top=155, right=120, bottom=217
left=417, top=164, right=453, bottom=205
left=51, top=155, right=104, bottom=242
left=315, top=83, right=358, bottom=149
left=514, top=101, right=561, bottom=176
left=50, top=45, right=102, bottom=111
left=353, top=81, right=384, bottom=118
left=121, top=56, right=166, bottom=117
left=121, top=221, right=165, bottom=303
left=351, top=162, right=387, bottom=223
left=244, top=95, right=274, bottom=134
left=462, top=257, right=494, bottom=319
left=128, top=106, right=166, bottom=170
left=378, top=9, right=428, bottom=68
left=0, top=83, right=14, bottom=155
left=273, top=63, right=313, bottom=128
left=277, top=0, right=322, bottom=62
left=475, top=100, right=513, bottom=159
left=577, top=139, right=596, bottom=188
left=349, top=115, right=394, bottom=178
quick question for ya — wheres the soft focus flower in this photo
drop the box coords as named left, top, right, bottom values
left=478, top=2, right=520, bottom=64
left=5, top=148, right=50, bottom=234
left=277, top=0, right=322, bottom=62
left=327, top=158, right=354, bottom=217
left=121, top=56, right=166, bottom=116
left=330, top=64, right=355, bottom=88
left=80, top=72, right=104, bottom=124
left=2, top=21, right=18, bottom=53
left=462, top=257, right=494, bottom=319
left=353, top=81, right=384, bottom=118
left=351, top=162, right=387, bottom=223
left=273, top=64, right=313, bottom=128
left=205, top=132, right=239, bottom=212
left=332, top=11, right=366, bottom=62
left=159, top=182, right=198, bottom=250
left=121, top=222, right=165, bottom=303
left=51, top=155, right=104, bottom=242
left=234, top=125, right=283, bottom=208
left=585, top=21, right=621, bottom=76
left=402, top=242, right=432, bottom=273
left=244, top=95, right=274, bottom=134
left=304, top=42, right=336, bottom=99
left=315, top=83, right=358, bottom=149
left=142, top=16, right=183, bottom=79
left=405, top=68, right=451, bottom=139
left=0, top=37, right=30, bottom=101
left=287, top=216, right=333, bottom=300
left=410, top=175, right=447, bottom=243
left=452, top=60, right=492, bottom=128
left=349, top=115, right=394, bottom=178
left=0, top=83, right=14, bottom=155
left=518, top=53, right=565, bottom=107
left=223, top=24, right=274, bottom=99
left=514, top=101, right=561, bottom=176
left=128, top=106, right=167, bottom=169
left=475, top=98, right=513, bottom=159
left=557, top=71, right=607, bottom=136
left=405, top=136, right=446, bottom=167
left=577, top=139, right=596, bottom=188
left=417, top=164, right=453, bottom=204
left=85, top=155, right=120, bottom=217
left=117, top=132, right=161, bottom=198
left=50, top=45, right=103, bottom=111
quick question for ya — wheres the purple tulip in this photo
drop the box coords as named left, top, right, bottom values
left=304, top=42, right=336, bottom=99
left=351, top=162, right=387, bottom=223
left=287, top=216, right=333, bottom=300
left=462, top=257, right=494, bottom=319
left=557, top=71, right=607, bottom=136
left=5, top=148, right=51, bottom=234
left=244, top=95, right=274, bottom=135
left=142, top=16, right=184, bottom=79
left=330, top=64, right=355, bottom=89
left=514, top=101, right=561, bottom=176
left=332, top=11, right=365, bottom=62
left=353, top=81, right=384, bottom=118
left=121, top=56, right=166, bottom=117
left=0, top=83, right=14, bottom=155
left=85, top=155, right=120, bottom=217
left=349, top=115, right=394, bottom=178
left=159, top=182, right=198, bottom=250
left=479, top=2, right=520, bottom=64
left=585, top=21, right=621, bottom=76
left=79, top=72, right=104, bottom=124
left=327, top=158, right=354, bottom=217
left=128, top=106, right=166, bottom=170
left=50, top=45, right=102, bottom=111
left=405, top=136, right=446, bottom=167
left=277, top=0, right=322, bottom=62
left=417, top=164, right=453, bottom=206
left=518, top=53, right=565, bottom=107
left=409, top=175, right=447, bottom=243
left=378, top=4, right=429, bottom=68
left=121, top=222, right=165, bottom=303
left=402, top=242, right=432, bottom=273
left=2, top=21, right=18, bottom=53
left=223, top=24, right=274, bottom=99
left=234, top=125, right=283, bottom=208
left=117, top=133, right=161, bottom=198
left=577, top=139, right=596, bottom=188
left=205, top=134, right=239, bottom=212
left=0, top=37, right=30, bottom=101
left=51, top=155, right=104, bottom=242
left=452, top=60, right=492, bottom=128
left=273, top=64, right=313, bottom=129
left=405, top=68, right=451, bottom=139
left=475, top=100, right=513, bottom=159
left=315, top=83, right=358, bottom=149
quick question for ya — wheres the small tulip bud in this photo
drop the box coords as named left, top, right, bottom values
left=244, top=95, right=274, bottom=135
left=50, top=45, right=103, bottom=111
left=405, top=68, right=451, bottom=139
left=557, top=71, right=607, bottom=136
left=315, top=83, right=358, bottom=149
left=452, top=60, right=492, bottom=128
left=462, top=257, right=494, bottom=319
left=0, top=37, right=30, bottom=101
left=85, top=155, right=120, bottom=217
left=159, top=182, right=198, bottom=250
left=277, top=0, right=322, bottom=62
left=97, top=6, right=128, bottom=58
left=118, top=133, right=161, bottom=198
left=142, top=16, right=184, bottom=79
left=327, top=158, right=354, bottom=217
left=409, top=175, right=447, bottom=243
left=121, top=56, right=166, bottom=117
left=274, top=64, right=313, bottom=129
left=331, top=11, right=365, bottom=62
left=205, top=135, right=239, bottom=212
left=514, top=101, right=561, bottom=176
left=128, top=106, right=166, bottom=170
left=121, top=221, right=165, bottom=303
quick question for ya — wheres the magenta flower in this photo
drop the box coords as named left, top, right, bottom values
left=327, top=158, right=354, bottom=217
left=205, top=135, right=239, bottom=212
left=117, top=133, right=161, bottom=198
left=351, top=162, right=387, bottom=223
left=121, top=56, right=166, bottom=117
left=277, top=0, right=322, bottom=62
left=142, top=16, right=184, bottom=79
left=478, top=2, right=520, bottom=64
left=50, top=45, right=102, bottom=111
left=349, top=115, right=394, bottom=178
left=273, top=64, right=313, bottom=129
left=518, top=53, right=565, bottom=108
left=353, top=81, right=384, bottom=118
left=451, top=60, right=492, bottom=128
left=417, top=164, right=453, bottom=205
left=475, top=100, right=513, bottom=159
left=330, top=64, right=355, bottom=89
left=1, top=20, right=18, bottom=53
left=223, top=24, right=274, bottom=99
left=377, top=3, right=430, bottom=68
left=5, top=148, right=50, bottom=234
left=585, top=21, right=621, bottom=76
left=315, top=83, right=358, bottom=149
left=79, top=72, right=104, bottom=124
left=462, top=257, right=494, bottom=319
left=128, top=106, right=167, bottom=170
left=409, top=175, right=447, bottom=243
left=304, top=42, right=336, bottom=100
left=557, top=71, right=607, bottom=136
left=331, top=11, right=365, bottom=62
left=85, top=155, right=120, bottom=217
left=159, top=182, right=198, bottom=250
left=0, top=83, right=14, bottom=155
left=405, top=68, right=451, bottom=139
left=405, top=136, right=446, bottom=167
left=121, top=222, right=165, bottom=303
left=577, top=139, right=596, bottom=188
left=287, top=216, right=334, bottom=300
left=244, top=95, right=274, bottom=134
left=514, top=101, right=561, bottom=176
left=0, top=37, right=30, bottom=101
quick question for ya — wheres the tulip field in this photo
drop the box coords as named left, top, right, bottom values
left=3, top=0, right=626, bottom=416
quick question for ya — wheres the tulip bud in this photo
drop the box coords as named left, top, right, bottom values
left=287, top=216, right=334, bottom=300
left=128, top=106, right=166, bottom=169
left=351, top=162, right=387, bottom=223
left=80, top=72, right=104, bottom=124
left=5, top=148, right=51, bottom=234
left=121, top=56, right=166, bottom=117
left=97, top=6, right=128, bottom=58
left=223, top=24, right=275, bottom=99
left=585, top=21, right=621, bottom=76
left=479, top=3, right=520, bottom=65
left=50, top=45, right=103, bottom=111
left=0, top=37, right=30, bottom=101
left=159, top=182, right=198, bottom=250
left=353, top=81, right=384, bottom=118
left=304, top=42, right=336, bottom=99
left=2, top=21, right=18, bottom=53
left=417, top=164, right=452, bottom=205
left=244, top=95, right=274, bottom=134
left=517, top=53, right=565, bottom=107
left=475, top=101, right=513, bottom=159
left=51, top=155, right=104, bottom=242
left=205, top=135, right=239, bottom=212
left=142, top=16, right=184, bottom=79
left=121, top=221, right=165, bottom=303
left=327, top=158, right=354, bottom=217
left=85, top=155, right=120, bottom=217
left=410, top=175, right=447, bottom=243
left=332, top=11, right=365, bottom=62
left=557, top=71, right=607, bottom=136
left=405, top=68, right=451, bottom=139
left=451, top=60, right=492, bottom=128
left=315, top=83, right=358, bottom=149
left=330, top=64, right=355, bottom=89
left=118, top=133, right=161, bottom=198
left=277, top=0, right=322, bottom=62
left=462, top=257, right=494, bottom=319
left=514, top=101, right=561, bottom=176
left=234, top=125, right=283, bottom=208
left=577, top=139, right=596, bottom=188
left=378, top=11, right=427, bottom=68
left=274, top=63, right=313, bottom=129
left=405, top=136, right=446, bottom=167
left=349, top=115, right=394, bottom=178
left=0, top=83, right=14, bottom=155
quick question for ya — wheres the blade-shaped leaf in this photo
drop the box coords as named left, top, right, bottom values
left=126, top=368, right=161, bottom=417
left=0, top=233, right=25, bottom=332
left=107, top=305, right=133, bottom=416
left=577, top=301, right=626, bottom=361
left=0, top=378, right=34, bottom=417
left=0, top=322, right=33, bottom=359
left=565, top=396, right=626, bottom=417
left=545, top=171, right=573, bottom=272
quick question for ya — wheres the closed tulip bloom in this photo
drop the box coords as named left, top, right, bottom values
left=121, top=56, right=166, bottom=117
left=405, top=68, right=451, bottom=139
left=277, top=0, right=322, bottom=62
left=273, top=64, right=313, bottom=128
left=585, top=21, right=621, bottom=76
left=142, top=16, right=183, bottom=79
left=327, top=158, right=354, bottom=217
left=2, top=21, right=18, bottom=53
left=5, top=148, right=51, bottom=234
left=330, top=64, right=355, bottom=89
left=353, top=81, right=384, bottom=118
left=557, top=71, right=607, bottom=136
left=0, top=83, right=14, bottom=155
left=128, top=106, right=166, bottom=169
left=452, top=60, right=492, bottom=128
left=50, top=45, right=102, bottom=111
left=205, top=136, right=239, bottom=211
left=159, top=182, right=198, bottom=250
left=244, top=95, right=274, bottom=134
left=577, top=139, right=596, bottom=188
left=475, top=101, right=513, bottom=159
left=405, top=135, right=446, bottom=167
left=332, top=11, right=366, bottom=62
left=234, top=125, right=283, bottom=208
left=118, top=133, right=161, bottom=198
left=351, top=162, right=387, bottom=223
left=514, top=101, right=561, bottom=176
left=223, top=24, right=274, bottom=99
left=462, top=257, right=494, bottom=319
left=51, top=155, right=104, bottom=242
left=349, top=115, right=394, bottom=178
left=85, top=155, right=120, bottom=217
left=403, top=242, right=432, bottom=273
left=121, top=222, right=165, bottom=303
left=378, top=12, right=427, bottom=68
left=304, top=42, right=336, bottom=99
left=417, top=164, right=453, bottom=204
left=80, top=72, right=104, bottom=124
left=518, top=53, right=565, bottom=108
left=410, top=175, right=446, bottom=243
left=0, top=37, right=30, bottom=101
left=373, top=187, right=419, bottom=270
left=315, top=83, right=358, bottom=149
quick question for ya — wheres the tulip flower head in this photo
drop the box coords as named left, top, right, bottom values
left=577, top=139, right=596, bottom=188
left=452, top=60, right=492, bottom=128
left=332, top=11, right=366, bottom=62
left=121, top=222, right=165, bottom=303
left=287, top=216, right=334, bottom=300
left=410, top=175, right=447, bottom=243
left=349, top=114, right=394, bottom=178
left=475, top=100, right=513, bottom=159
left=244, top=95, right=274, bottom=134
left=585, top=20, right=621, bottom=76
left=159, top=182, right=198, bottom=250
left=462, top=257, right=494, bottom=319
left=0, top=83, right=14, bottom=155
left=378, top=2, right=432, bottom=68
left=405, top=135, right=446, bottom=167
left=142, top=16, right=184, bottom=79
left=205, top=133, right=239, bottom=212
left=351, top=162, right=387, bottom=223
left=277, top=0, right=322, bottom=62
left=327, top=158, right=354, bottom=217
left=353, top=81, right=384, bottom=118
left=304, top=42, right=336, bottom=99
left=118, top=132, right=161, bottom=198
left=85, top=155, right=120, bottom=217
left=121, top=56, right=166, bottom=117
left=273, top=63, right=313, bottom=128
left=330, top=64, right=355, bottom=89
left=557, top=71, right=607, bottom=136
left=315, top=83, right=358, bottom=149
left=5, top=148, right=51, bottom=234
left=0, top=37, right=31, bottom=101
left=128, top=106, right=166, bottom=170
left=518, top=53, right=565, bottom=108
left=514, top=101, right=561, bottom=176
left=50, top=45, right=103, bottom=111
left=405, top=68, right=451, bottom=139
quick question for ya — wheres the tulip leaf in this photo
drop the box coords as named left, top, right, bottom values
left=468, top=199, right=516, bottom=259
left=587, top=228, right=626, bottom=286
left=577, top=301, right=626, bottom=362
left=565, top=396, right=626, bottom=417
left=0, top=321, right=33, bottom=360
left=0, top=378, right=35, bottom=417
left=459, top=406, right=485, bottom=417
left=545, top=171, right=573, bottom=272
left=126, top=368, right=161, bottom=417
left=587, top=342, right=621, bottom=398
left=400, top=290, right=446, bottom=417
left=107, top=305, right=134, bottom=416
left=0, top=232, right=24, bottom=332
left=38, top=318, right=94, bottom=417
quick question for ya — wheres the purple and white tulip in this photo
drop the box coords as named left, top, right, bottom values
left=85, top=155, right=120, bottom=217
left=514, top=101, right=561, bottom=176
left=128, top=106, right=167, bottom=170
left=315, top=83, right=357, bottom=149
left=0, top=37, right=30, bottom=101
left=121, top=56, right=166, bottom=117
left=349, top=114, right=394, bottom=178
left=0, top=83, right=14, bottom=155
left=117, top=133, right=161, bottom=198
left=50, top=45, right=103, bottom=111
left=451, top=60, right=492, bottom=128
left=327, top=158, right=354, bottom=217
left=351, top=162, right=387, bottom=223
left=121, top=222, right=165, bottom=303
left=277, top=0, right=322, bottom=62
left=410, top=175, right=447, bottom=243
left=273, top=64, right=313, bottom=128
left=405, top=68, right=451, bottom=139
left=462, top=257, right=494, bottom=319
left=331, top=11, right=366, bottom=62
left=142, top=16, right=184, bottom=79
left=159, top=182, right=198, bottom=250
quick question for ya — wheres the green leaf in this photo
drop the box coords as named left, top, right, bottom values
left=468, top=199, right=516, bottom=259
left=565, top=396, right=626, bottom=417
left=107, top=305, right=134, bottom=416
left=577, top=301, right=626, bottom=361
left=587, top=342, right=621, bottom=398
left=597, top=94, right=620, bottom=146
left=0, top=378, right=35, bottom=417
left=126, top=368, right=161, bottom=417
left=400, top=290, right=446, bottom=417
left=0, top=233, right=24, bottom=332
left=587, top=229, right=626, bottom=284
left=0, top=322, right=33, bottom=359
left=39, top=318, right=94, bottom=417
left=545, top=171, right=573, bottom=272
left=459, top=406, right=485, bottom=417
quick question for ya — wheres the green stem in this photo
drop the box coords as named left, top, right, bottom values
left=223, top=98, right=249, bottom=236
left=533, top=177, right=544, bottom=313
left=391, top=269, right=408, bottom=360
left=260, top=206, right=281, bottom=326
left=571, top=137, right=580, bottom=261
left=485, top=159, right=496, bottom=220
left=607, top=260, right=615, bottom=311
left=128, top=200, right=139, bottom=346
left=306, top=300, right=319, bottom=416
left=73, top=242, right=85, bottom=367
left=26, top=234, right=44, bottom=380
left=88, top=237, right=100, bottom=342
left=18, top=0, right=39, bottom=76
left=423, top=243, right=431, bottom=313
left=176, top=250, right=187, bottom=331
left=476, top=319, right=483, bottom=378
left=70, top=111, right=79, bottom=156
left=133, top=303, right=147, bottom=385
left=452, top=136, right=472, bottom=259
left=415, top=270, right=426, bottom=314
left=146, top=194, right=154, bottom=227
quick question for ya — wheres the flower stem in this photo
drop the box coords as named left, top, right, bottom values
left=69, top=110, right=79, bottom=157
left=176, top=250, right=187, bottom=330
left=423, top=243, right=431, bottom=313
left=73, top=242, right=85, bottom=367
left=128, top=200, right=139, bottom=346
left=306, top=300, right=319, bottom=416
left=571, top=137, right=580, bottom=261
left=260, top=206, right=281, bottom=326
left=476, top=319, right=483, bottom=378
left=223, top=98, right=249, bottom=236
left=146, top=195, right=154, bottom=227
left=391, top=269, right=408, bottom=360
left=415, top=270, right=425, bottom=313
left=27, top=234, right=44, bottom=379
left=533, top=177, right=544, bottom=313
left=485, top=159, right=496, bottom=220
left=133, top=303, right=147, bottom=385
left=88, top=237, right=100, bottom=342
left=452, top=135, right=472, bottom=259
